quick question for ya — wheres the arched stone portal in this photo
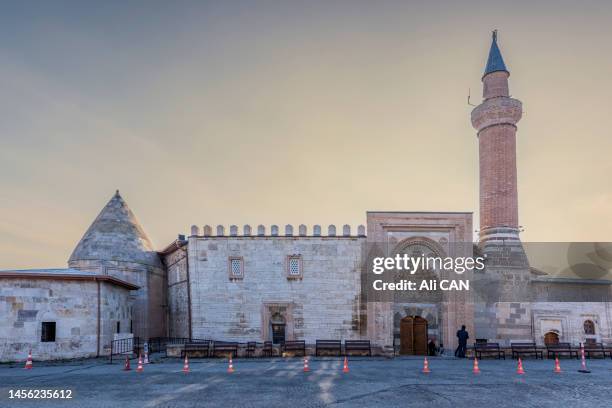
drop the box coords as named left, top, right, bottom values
left=365, top=212, right=474, bottom=354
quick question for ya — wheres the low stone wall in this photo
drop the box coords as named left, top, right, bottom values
left=0, top=278, right=132, bottom=362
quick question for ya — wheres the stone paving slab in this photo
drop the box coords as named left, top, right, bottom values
left=0, top=357, right=611, bottom=407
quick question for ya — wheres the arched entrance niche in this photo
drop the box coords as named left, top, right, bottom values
left=391, top=237, right=445, bottom=352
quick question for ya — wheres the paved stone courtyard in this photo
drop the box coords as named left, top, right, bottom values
left=1, top=356, right=611, bottom=407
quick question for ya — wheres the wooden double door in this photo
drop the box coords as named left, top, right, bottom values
left=544, top=332, right=559, bottom=346
left=400, top=316, right=428, bottom=355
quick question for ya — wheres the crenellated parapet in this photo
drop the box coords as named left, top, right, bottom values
left=190, top=224, right=367, bottom=238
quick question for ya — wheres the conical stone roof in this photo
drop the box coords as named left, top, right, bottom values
left=68, top=191, right=161, bottom=267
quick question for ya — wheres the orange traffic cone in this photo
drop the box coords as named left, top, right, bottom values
left=227, top=356, right=234, bottom=373
left=553, top=356, right=561, bottom=373
left=24, top=349, right=33, bottom=370
left=303, top=357, right=310, bottom=372
left=516, top=358, right=525, bottom=375
left=136, top=353, right=144, bottom=373
left=123, top=356, right=131, bottom=371
left=472, top=357, right=481, bottom=374
left=182, top=356, right=189, bottom=373
left=342, top=356, right=349, bottom=373
left=422, top=357, right=431, bottom=374
left=578, top=344, right=591, bottom=373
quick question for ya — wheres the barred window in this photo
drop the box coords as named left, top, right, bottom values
left=229, top=257, right=244, bottom=279
left=287, top=255, right=302, bottom=279
left=289, top=258, right=300, bottom=275
left=41, top=322, right=56, bottom=342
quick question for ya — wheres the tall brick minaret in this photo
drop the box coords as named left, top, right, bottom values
left=471, top=30, right=523, bottom=246
left=471, top=32, right=531, bottom=344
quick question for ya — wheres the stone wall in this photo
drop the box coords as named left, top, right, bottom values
left=100, top=281, right=133, bottom=352
left=530, top=280, right=612, bottom=345
left=473, top=241, right=532, bottom=342
left=188, top=226, right=364, bottom=343
left=532, top=302, right=612, bottom=346
left=0, top=278, right=132, bottom=362
left=70, top=259, right=166, bottom=339
left=163, top=246, right=190, bottom=338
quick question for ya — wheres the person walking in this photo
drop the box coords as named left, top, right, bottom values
left=455, top=325, right=469, bottom=358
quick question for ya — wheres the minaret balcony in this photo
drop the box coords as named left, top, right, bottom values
left=471, top=97, right=522, bottom=132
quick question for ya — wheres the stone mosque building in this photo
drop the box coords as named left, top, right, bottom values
left=1, top=33, right=611, bottom=361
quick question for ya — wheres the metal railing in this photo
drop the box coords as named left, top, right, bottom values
left=110, top=336, right=140, bottom=364
left=147, top=337, right=191, bottom=356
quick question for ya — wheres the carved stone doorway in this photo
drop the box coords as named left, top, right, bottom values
left=262, top=302, right=294, bottom=343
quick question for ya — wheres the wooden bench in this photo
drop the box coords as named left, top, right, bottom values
left=212, top=341, right=239, bottom=358
left=474, top=342, right=505, bottom=359
left=546, top=343, right=577, bottom=359
left=262, top=341, right=273, bottom=357
left=344, top=340, right=371, bottom=356
left=182, top=341, right=211, bottom=358
left=511, top=342, right=543, bottom=359
left=282, top=341, right=306, bottom=357
left=245, top=341, right=258, bottom=358
left=315, top=340, right=342, bottom=357
left=604, top=344, right=612, bottom=359
left=583, top=343, right=609, bottom=359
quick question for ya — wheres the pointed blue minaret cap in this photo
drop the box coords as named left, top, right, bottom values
left=484, top=30, right=508, bottom=77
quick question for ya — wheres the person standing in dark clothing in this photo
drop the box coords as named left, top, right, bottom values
left=428, top=338, right=437, bottom=356
left=455, top=325, right=469, bottom=358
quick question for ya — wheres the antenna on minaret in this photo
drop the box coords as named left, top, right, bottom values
left=467, top=88, right=476, bottom=106
left=492, top=29, right=498, bottom=41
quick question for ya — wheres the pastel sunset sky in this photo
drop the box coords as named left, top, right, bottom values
left=1, top=1, right=611, bottom=269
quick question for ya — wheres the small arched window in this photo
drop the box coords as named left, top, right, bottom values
left=584, top=320, right=595, bottom=335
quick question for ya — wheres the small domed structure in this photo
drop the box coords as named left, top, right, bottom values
left=68, top=190, right=164, bottom=339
